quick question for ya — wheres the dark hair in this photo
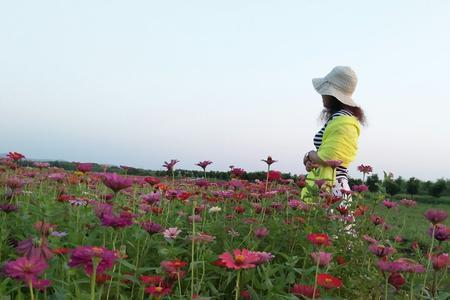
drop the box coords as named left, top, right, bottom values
left=320, top=95, right=366, bottom=125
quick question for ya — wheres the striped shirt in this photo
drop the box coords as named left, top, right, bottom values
left=314, top=109, right=353, bottom=180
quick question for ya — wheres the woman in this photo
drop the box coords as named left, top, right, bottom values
left=301, top=66, right=366, bottom=202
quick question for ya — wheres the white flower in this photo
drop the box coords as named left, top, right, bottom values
left=208, top=206, right=221, bottom=213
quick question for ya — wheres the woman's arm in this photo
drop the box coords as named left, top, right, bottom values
left=306, top=150, right=327, bottom=166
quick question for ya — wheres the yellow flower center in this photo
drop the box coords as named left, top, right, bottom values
left=235, top=255, right=245, bottom=265
left=155, top=286, right=163, bottom=292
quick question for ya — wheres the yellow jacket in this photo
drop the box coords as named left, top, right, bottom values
left=301, top=115, right=361, bottom=200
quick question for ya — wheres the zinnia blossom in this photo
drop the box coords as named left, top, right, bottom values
left=291, top=284, right=320, bottom=298
left=141, top=221, right=163, bottom=234
left=311, top=251, right=333, bottom=267
left=162, top=159, right=179, bottom=172
left=388, top=273, right=405, bottom=290
left=431, top=253, right=449, bottom=270
left=196, top=160, right=213, bottom=170
left=68, top=246, right=118, bottom=275
left=163, top=227, right=181, bottom=241
left=262, top=156, right=277, bottom=166
left=307, top=233, right=332, bottom=247
left=316, top=273, right=343, bottom=289
left=368, top=244, right=396, bottom=257
left=102, top=173, right=133, bottom=193
left=429, top=224, right=450, bottom=241
left=145, top=285, right=172, bottom=297
left=4, top=255, right=48, bottom=283
left=7, top=151, right=25, bottom=161
left=424, top=209, right=448, bottom=224
left=357, top=164, right=372, bottom=174
left=76, top=163, right=92, bottom=173
left=218, top=249, right=260, bottom=270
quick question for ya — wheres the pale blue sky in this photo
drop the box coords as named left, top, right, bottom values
left=1, top=0, right=449, bottom=180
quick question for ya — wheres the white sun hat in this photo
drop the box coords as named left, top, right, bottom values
left=312, top=66, right=359, bottom=107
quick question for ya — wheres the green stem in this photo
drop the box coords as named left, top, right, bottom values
left=28, top=280, right=35, bottom=300
left=409, top=273, right=415, bottom=300
left=422, top=225, right=436, bottom=294
left=235, top=270, right=241, bottom=300
left=190, top=200, right=197, bottom=299
left=384, top=272, right=389, bottom=300
left=90, top=258, right=100, bottom=300
left=312, top=252, right=321, bottom=300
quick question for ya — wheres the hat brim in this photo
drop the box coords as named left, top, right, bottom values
left=312, top=77, right=359, bottom=107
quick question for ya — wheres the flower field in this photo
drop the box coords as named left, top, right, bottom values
left=0, top=153, right=449, bottom=299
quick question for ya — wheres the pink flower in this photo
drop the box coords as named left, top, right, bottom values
left=163, top=227, right=181, bottom=241
left=252, top=251, right=274, bottom=265
left=424, top=209, right=448, bottom=224
left=4, top=255, right=48, bottom=283
left=101, top=210, right=135, bottom=228
left=142, top=192, right=161, bottom=204
left=368, top=244, right=395, bottom=257
left=218, top=249, right=259, bottom=270
left=370, top=214, right=384, bottom=226
left=6, top=177, right=26, bottom=191
left=388, top=272, right=405, bottom=290
left=230, top=167, right=246, bottom=178
left=399, top=199, right=416, bottom=207
left=311, top=251, right=332, bottom=267
left=357, top=164, right=372, bottom=174
left=352, top=184, right=369, bottom=193
left=431, top=253, right=449, bottom=270
left=68, top=246, right=118, bottom=275
left=31, top=278, right=52, bottom=291
left=102, top=173, right=133, bottom=193
left=325, top=160, right=343, bottom=169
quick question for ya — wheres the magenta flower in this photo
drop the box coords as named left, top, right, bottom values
left=48, top=173, right=65, bottom=182
left=100, top=210, right=135, bottom=229
left=4, top=255, right=48, bottom=283
left=142, top=192, right=161, bottom=204
left=162, top=159, right=179, bottom=172
left=424, top=209, right=448, bottom=224
left=68, top=246, right=118, bottom=275
left=102, top=173, right=133, bottom=193
left=377, top=260, right=408, bottom=273
left=382, top=199, right=398, bottom=209
left=311, top=251, right=333, bottom=267
left=196, top=160, right=213, bottom=170
left=429, top=224, right=450, bottom=241
left=254, top=227, right=270, bottom=239
left=141, top=221, right=163, bottom=234
left=368, top=244, right=396, bottom=257
left=370, top=214, right=384, bottom=226
left=0, top=203, right=18, bottom=213
left=395, top=258, right=426, bottom=273
left=261, top=156, right=277, bottom=166
left=188, top=214, right=202, bottom=223
left=31, top=278, right=52, bottom=291
left=76, top=162, right=93, bottom=173
left=16, top=238, right=53, bottom=261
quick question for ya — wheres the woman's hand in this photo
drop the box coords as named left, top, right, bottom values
left=305, top=160, right=320, bottom=172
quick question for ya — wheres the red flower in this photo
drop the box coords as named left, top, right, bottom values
left=144, top=176, right=161, bottom=186
left=218, top=249, right=259, bottom=270
left=307, top=233, right=331, bottom=247
left=316, top=273, right=343, bottom=289
left=140, top=275, right=164, bottom=285
left=76, top=163, right=93, bottom=173
left=102, top=173, right=133, bottom=193
left=145, top=285, right=172, bottom=297
left=388, top=272, right=405, bottom=290
left=354, top=204, right=369, bottom=216
left=52, top=248, right=71, bottom=255
left=268, top=170, right=282, bottom=181
left=7, top=152, right=25, bottom=161
left=291, top=284, right=320, bottom=298
left=196, top=160, right=213, bottom=170
left=234, top=205, right=246, bottom=214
